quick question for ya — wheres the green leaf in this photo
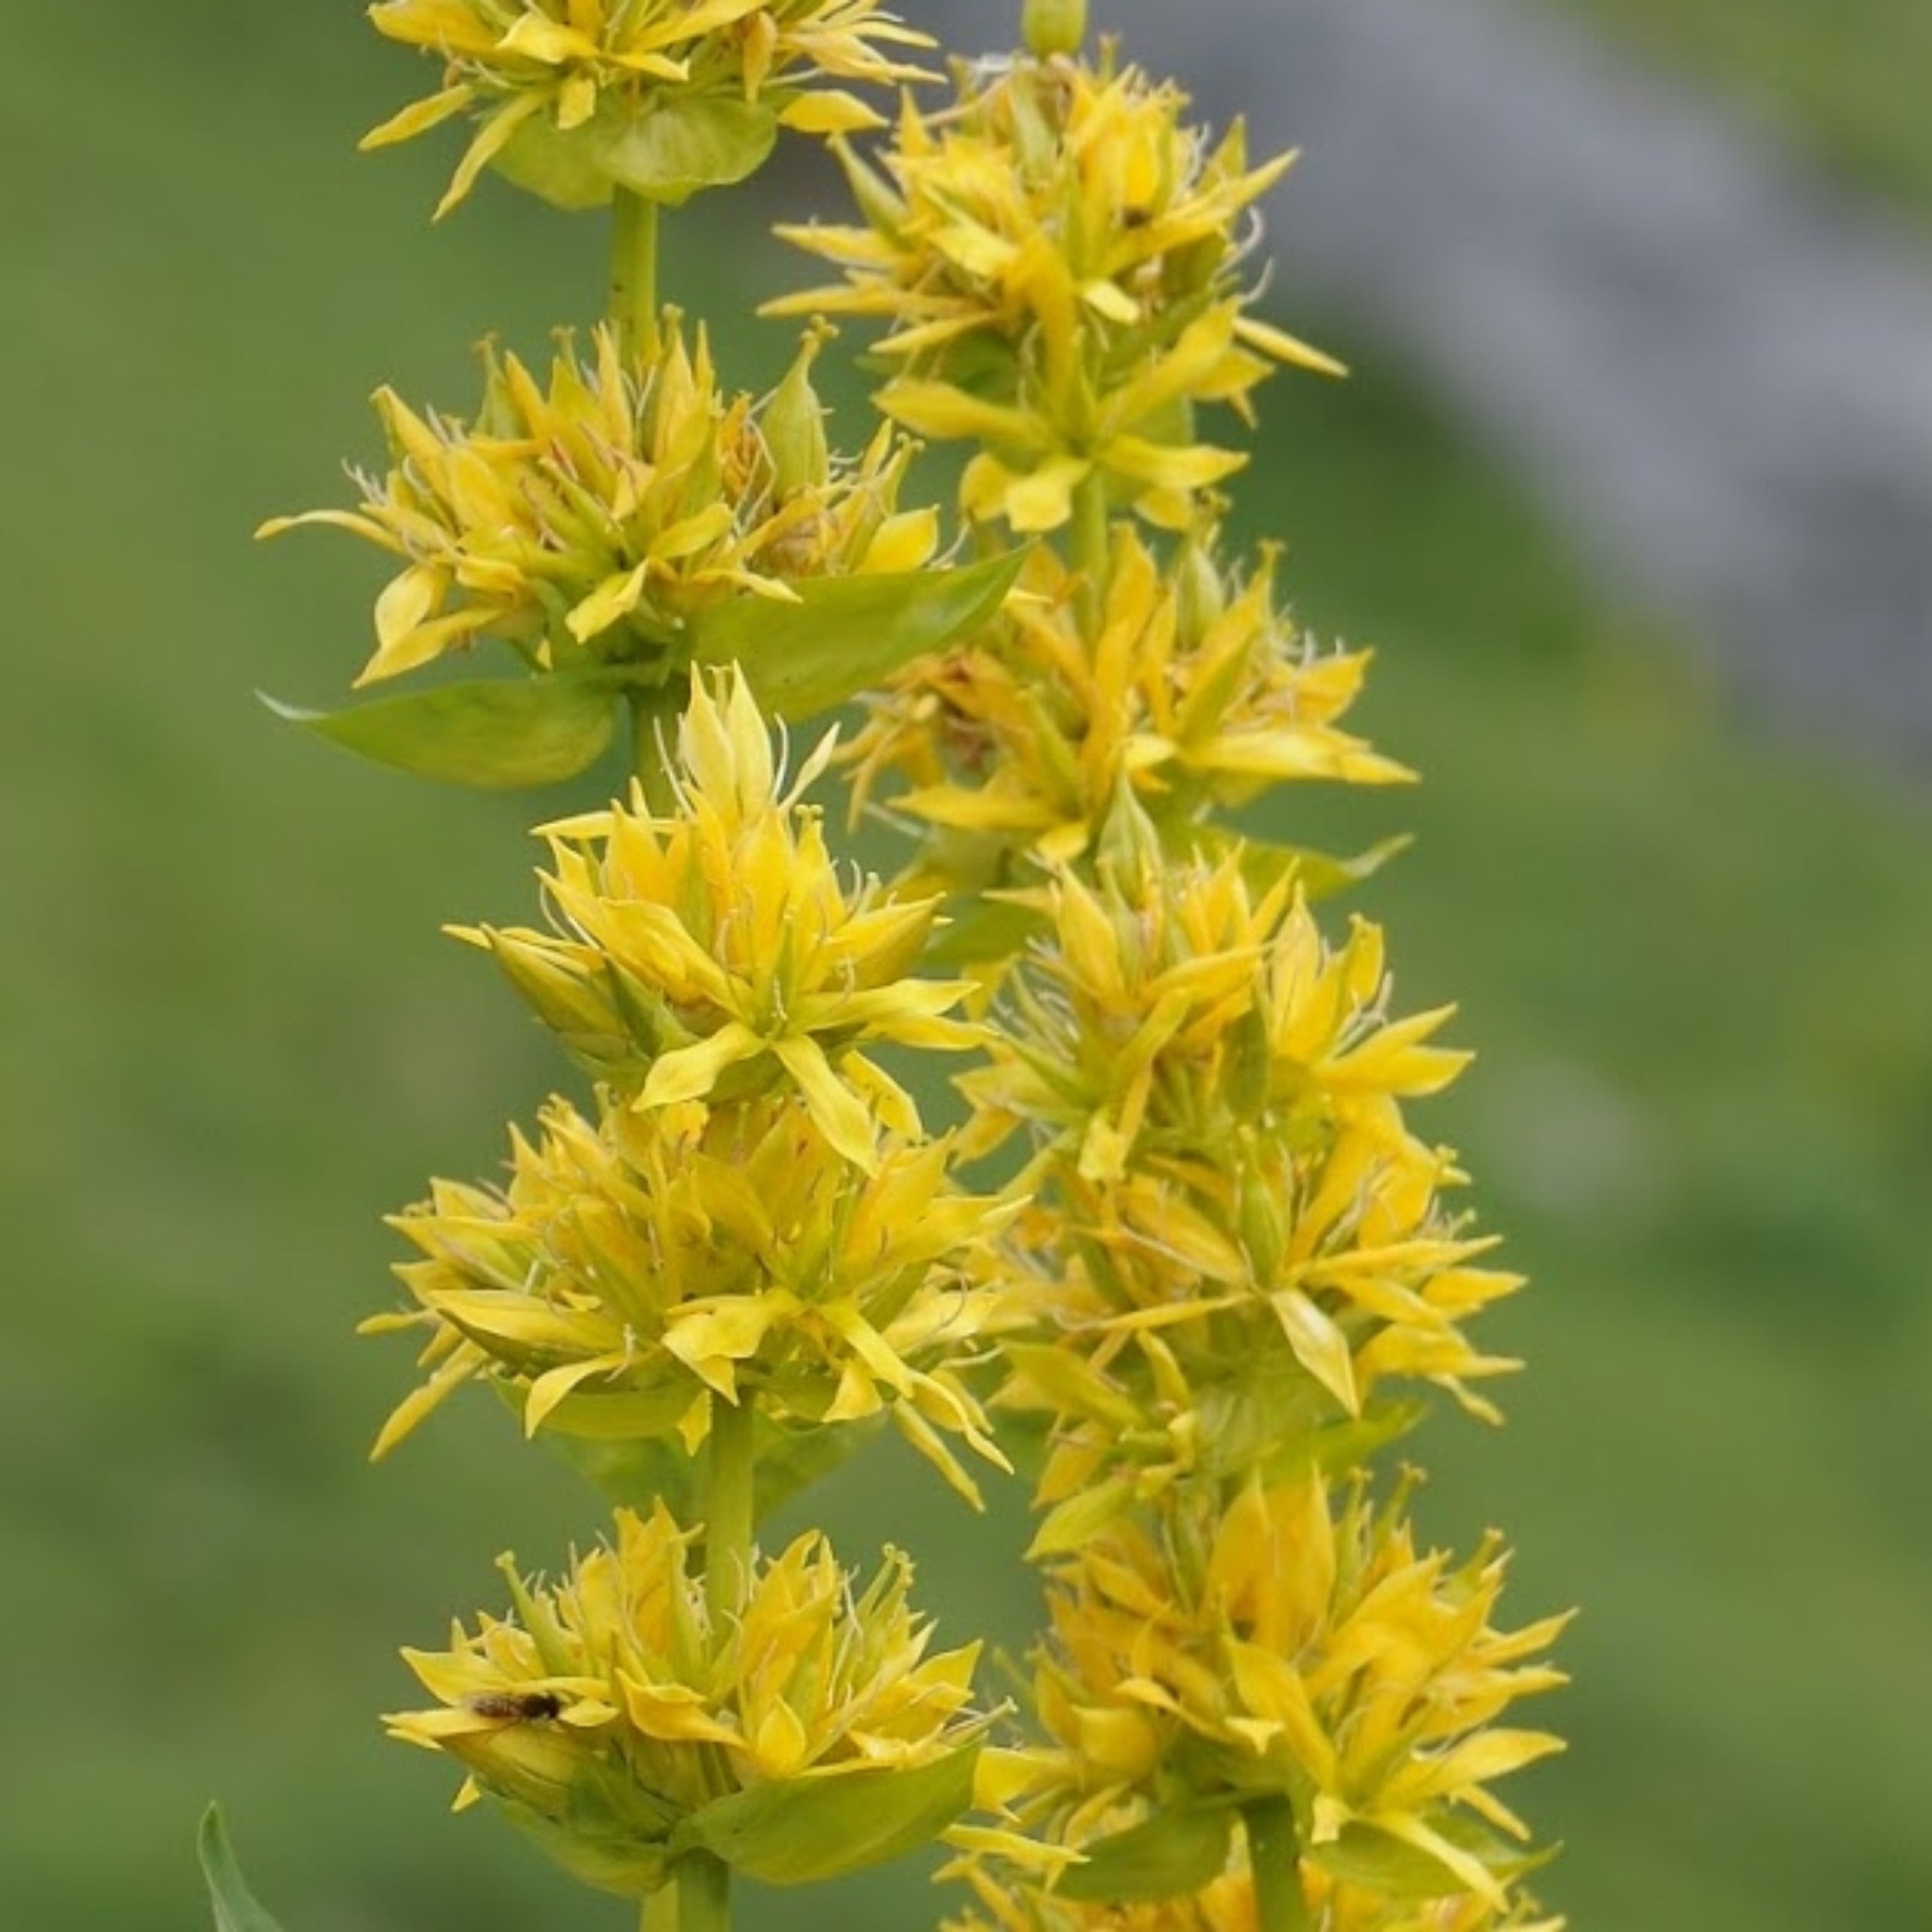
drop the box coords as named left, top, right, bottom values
left=1304, top=1820, right=1467, bottom=1900
left=1056, top=1802, right=1235, bottom=1903
left=1236, top=830, right=1414, bottom=902
left=198, top=1806, right=287, bottom=1932
left=925, top=892, right=1044, bottom=969
left=494, top=96, right=779, bottom=209
left=260, top=675, right=618, bottom=789
left=686, top=551, right=1027, bottom=720
left=676, top=1743, right=978, bottom=1885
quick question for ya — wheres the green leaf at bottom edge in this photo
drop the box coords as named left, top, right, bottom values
left=198, top=1805, right=288, bottom=1932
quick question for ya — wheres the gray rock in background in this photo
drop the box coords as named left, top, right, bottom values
left=900, top=0, right=1932, bottom=762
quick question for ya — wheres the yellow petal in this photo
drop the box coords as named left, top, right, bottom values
left=1235, top=313, right=1349, bottom=377
left=772, top=1033, right=876, bottom=1171
left=780, top=91, right=886, bottom=135
left=360, top=83, right=477, bottom=152
left=639, top=1021, right=764, bottom=1109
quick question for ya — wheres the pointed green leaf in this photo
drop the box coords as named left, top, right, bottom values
left=686, top=551, right=1027, bottom=719
left=260, top=676, right=617, bottom=788
left=1304, top=1820, right=1469, bottom=1900
left=1239, top=831, right=1413, bottom=902
left=198, top=1806, right=288, bottom=1932
left=1306, top=1812, right=1557, bottom=1900
left=676, top=1743, right=979, bottom=1885
left=925, top=893, right=1044, bottom=970
left=1056, top=1802, right=1235, bottom=1902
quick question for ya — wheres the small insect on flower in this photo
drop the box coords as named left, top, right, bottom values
left=462, top=1690, right=564, bottom=1723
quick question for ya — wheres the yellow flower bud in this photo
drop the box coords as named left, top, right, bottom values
left=764, top=325, right=835, bottom=499
left=1023, top=0, right=1087, bottom=59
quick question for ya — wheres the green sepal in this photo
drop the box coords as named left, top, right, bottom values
left=673, top=1741, right=979, bottom=1885
left=1055, top=1801, right=1236, bottom=1902
left=490, top=1765, right=679, bottom=1900
left=198, top=1805, right=288, bottom=1932
left=1026, top=1474, right=1138, bottom=1560
left=494, top=95, right=779, bottom=210
left=686, top=551, right=1027, bottom=720
left=1193, top=1340, right=1425, bottom=1486
left=260, top=676, right=619, bottom=788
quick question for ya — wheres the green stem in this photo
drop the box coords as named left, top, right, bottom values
left=611, top=186, right=660, bottom=357
left=672, top=1851, right=730, bottom=1932
left=1242, top=1796, right=1311, bottom=1932
left=641, top=1881, right=679, bottom=1932
left=703, top=1395, right=757, bottom=1630
left=1071, top=465, right=1110, bottom=638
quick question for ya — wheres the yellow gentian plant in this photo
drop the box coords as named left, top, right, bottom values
left=206, top=2, right=1572, bottom=1928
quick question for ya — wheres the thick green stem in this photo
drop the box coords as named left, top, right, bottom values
left=611, top=186, right=660, bottom=357
left=1243, top=1796, right=1311, bottom=1932
left=673, top=1851, right=731, bottom=1932
left=703, top=1395, right=757, bottom=1629
left=641, top=1881, right=679, bottom=1932
left=1071, top=465, right=1111, bottom=638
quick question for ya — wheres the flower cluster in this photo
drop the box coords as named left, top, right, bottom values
left=257, top=2, right=1576, bottom=1926
left=464, top=670, right=977, bottom=1167
left=847, top=530, right=1410, bottom=891
left=364, top=674, right=1009, bottom=1480
left=967, top=826, right=1522, bottom=1493
left=366, top=1087, right=1016, bottom=1501
left=261, top=318, right=934, bottom=688
left=388, top=1501, right=989, bottom=1895
left=995, top=1476, right=1568, bottom=1910
left=366, top=0, right=934, bottom=215
left=773, top=47, right=1340, bottom=533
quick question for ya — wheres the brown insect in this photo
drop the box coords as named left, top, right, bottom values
left=463, top=1689, right=564, bottom=1722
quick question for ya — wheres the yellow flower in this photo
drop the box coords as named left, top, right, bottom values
left=387, top=1501, right=989, bottom=1892
left=992, top=1476, right=1567, bottom=1917
left=463, top=669, right=977, bottom=1169
left=948, top=1857, right=1563, bottom=1929
left=946, top=1859, right=1258, bottom=1931
left=961, top=835, right=1519, bottom=1464
left=773, top=50, right=1340, bottom=532
left=364, top=1086, right=1017, bottom=1503
left=364, top=0, right=934, bottom=216
left=849, top=530, right=1409, bottom=881
left=259, top=318, right=935, bottom=688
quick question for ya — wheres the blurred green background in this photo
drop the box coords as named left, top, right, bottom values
left=5, top=1, right=1931, bottom=1926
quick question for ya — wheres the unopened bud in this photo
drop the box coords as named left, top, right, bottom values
left=1023, top=0, right=1086, bottom=59
left=1174, top=532, right=1227, bottom=650
left=764, top=325, right=833, bottom=497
